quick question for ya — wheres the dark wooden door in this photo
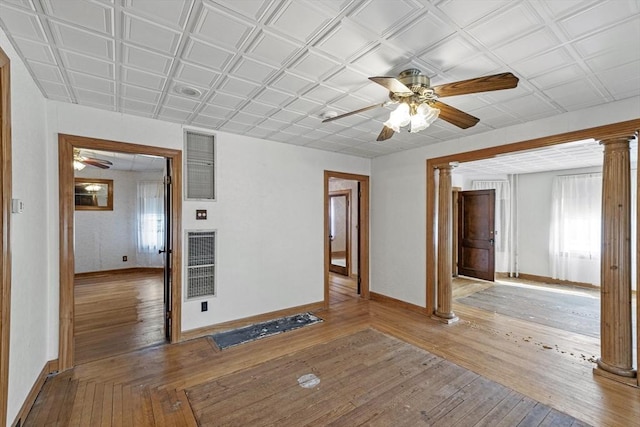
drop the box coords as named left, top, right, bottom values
left=458, top=189, right=495, bottom=281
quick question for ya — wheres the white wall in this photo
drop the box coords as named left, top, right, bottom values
left=45, top=101, right=371, bottom=333
left=74, top=169, right=164, bottom=273
left=371, top=97, right=640, bottom=307
left=1, top=31, right=50, bottom=425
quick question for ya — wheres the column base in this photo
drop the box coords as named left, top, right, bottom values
left=594, top=358, right=637, bottom=379
left=431, top=313, right=459, bottom=324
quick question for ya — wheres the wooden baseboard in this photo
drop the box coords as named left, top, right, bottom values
left=180, top=301, right=325, bottom=342
left=12, top=359, right=58, bottom=427
left=496, top=272, right=599, bottom=290
left=74, top=267, right=163, bottom=279
left=370, top=292, right=428, bottom=315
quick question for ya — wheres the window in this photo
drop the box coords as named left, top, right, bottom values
left=137, top=181, right=164, bottom=253
left=549, top=173, right=601, bottom=284
left=185, top=130, right=215, bottom=200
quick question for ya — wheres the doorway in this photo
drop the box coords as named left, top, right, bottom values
left=58, top=134, right=183, bottom=371
left=329, top=189, right=352, bottom=277
left=324, top=171, right=370, bottom=306
left=457, top=189, right=496, bottom=281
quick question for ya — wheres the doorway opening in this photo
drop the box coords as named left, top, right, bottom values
left=324, top=171, right=369, bottom=307
left=58, top=134, right=183, bottom=371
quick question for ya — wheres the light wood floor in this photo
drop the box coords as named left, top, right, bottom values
left=25, top=273, right=640, bottom=426
left=74, top=269, right=165, bottom=365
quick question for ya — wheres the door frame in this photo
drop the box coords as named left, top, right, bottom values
left=324, top=171, right=369, bottom=306
left=0, top=46, right=11, bottom=427
left=58, top=134, right=183, bottom=371
left=425, top=119, right=640, bottom=385
left=329, top=189, right=351, bottom=276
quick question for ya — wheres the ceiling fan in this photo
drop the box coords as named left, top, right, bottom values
left=73, top=148, right=113, bottom=170
left=322, top=69, right=519, bottom=141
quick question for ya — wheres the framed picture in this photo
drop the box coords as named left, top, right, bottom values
left=74, top=178, right=113, bottom=211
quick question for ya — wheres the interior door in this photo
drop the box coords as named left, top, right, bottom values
left=329, top=191, right=350, bottom=276
left=458, top=189, right=495, bottom=281
left=162, top=158, right=172, bottom=340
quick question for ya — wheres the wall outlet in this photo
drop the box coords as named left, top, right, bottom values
left=122, top=256, right=128, bottom=262
left=201, top=301, right=208, bottom=312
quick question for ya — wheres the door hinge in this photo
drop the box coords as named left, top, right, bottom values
left=164, top=176, right=172, bottom=185
left=166, top=311, right=172, bottom=320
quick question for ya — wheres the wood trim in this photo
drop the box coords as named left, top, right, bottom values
left=324, top=171, right=370, bottom=308
left=0, top=46, right=10, bottom=427
left=58, top=134, right=183, bottom=371
left=180, top=301, right=324, bottom=341
left=10, top=359, right=58, bottom=427
left=74, top=267, right=163, bottom=280
left=426, top=119, right=640, bottom=380
left=370, top=292, right=428, bottom=315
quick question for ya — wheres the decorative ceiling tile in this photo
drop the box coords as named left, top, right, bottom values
left=542, top=79, right=604, bottom=109
left=437, top=0, right=512, bottom=28
left=493, top=28, right=560, bottom=63
left=283, top=97, right=323, bottom=114
left=122, top=43, right=173, bottom=75
left=122, top=66, right=165, bottom=90
left=200, top=103, right=235, bottom=119
left=229, top=111, right=264, bottom=126
left=124, top=0, right=192, bottom=29
left=40, top=80, right=70, bottom=97
left=76, top=87, right=114, bottom=107
left=191, top=115, right=225, bottom=128
left=182, top=37, right=235, bottom=70
left=193, top=3, right=254, bottom=49
left=212, top=0, right=272, bottom=21
left=466, top=3, right=542, bottom=48
left=351, top=43, right=411, bottom=76
left=303, top=84, right=344, bottom=104
left=314, top=19, right=378, bottom=61
left=49, top=20, right=114, bottom=59
left=270, top=71, right=315, bottom=95
left=253, top=87, right=295, bottom=107
left=584, top=48, right=640, bottom=74
left=350, top=0, right=419, bottom=36
left=12, top=36, right=56, bottom=63
left=59, top=49, right=114, bottom=78
left=231, top=56, right=278, bottom=85
left=246, top=30, right=303, bottom=67
left=267, top=0, right=332, bottom=43
left=419, top=36, right=477, bottom=72
left=121, top=83, right=161, bottom=103
left=258, top=117, right=290, bottom=131
left=288, top=50, right=341, bottom=80
left=27, top=60, right=63, bottom=82
left=242, top=100, right=278, bottom=116
left=217, top=75, right=260, bottom=97
left=529, top=64, right=585, bottom=90
left=122, top=12, right=181, bottom=55
left=42, top=0, right=113, bottom=35
left=208, top=92, right=246, bottom=109
left=163, top=94, right=200, bottom=112
left=175, top=60, right=220, bottom=87
left=158, top=106, right=192, bottom=122
left=1, top=0, right=35, bottom=10
left=0, top=5, right=47, bottom=42
left=557, top=0, right=639, bottom=39
left=68, top=70, right=114, bottom=93
left=510, top=47, right=574, bottom=78
left=387, top=11, right=456, bottom=54
left=439, top=54, right=502, bottom=81
left=571, top=19, right=640, bottom=58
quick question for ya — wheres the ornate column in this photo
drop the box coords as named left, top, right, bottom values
left=595, top=136, right=636, bottom=379
left=432, top=164, right=458, bottom=323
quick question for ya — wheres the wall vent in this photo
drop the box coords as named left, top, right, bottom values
left=186, top=230, right=216, bottom=299
left=185, top=130, right=215, bottom=200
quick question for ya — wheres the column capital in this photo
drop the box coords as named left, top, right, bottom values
left=434, top=162, right=457, bottom=171
left=598, top=133, right=637, bottom=146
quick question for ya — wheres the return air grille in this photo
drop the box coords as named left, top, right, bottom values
left=185, top=131, right=215, bottom=200
left=186, top=230, right=215, bottom=299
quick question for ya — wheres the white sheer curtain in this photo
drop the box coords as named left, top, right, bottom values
left=471, top=180, right=511, bottom=273
left=137, top=181, right=164, bottom=256
left=549, top=173, right=601, bottom=285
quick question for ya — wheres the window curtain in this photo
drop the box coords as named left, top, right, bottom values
left=471, top=180, right=512, bottom=273
left=137, top=181, right=164, bottom=255
left=549, top=173, right=601, bottom=285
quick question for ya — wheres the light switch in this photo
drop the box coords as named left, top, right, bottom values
left=11, top=199, right=24, bottom=214
left=196, top=209, right=207, bottom=220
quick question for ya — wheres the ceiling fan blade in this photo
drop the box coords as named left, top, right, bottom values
left=432, top=72, right=519, bottom=98
left=81, top=159, right=111, bottom=169
left=376, top=126, right=395, bottom=141
left=433, top=101, right=480, bottom=129
left=368, top=76, right=413, bottom=96
left=322, top=103, right=386, bottom=123
left=84, top=157, right=113, bottom=166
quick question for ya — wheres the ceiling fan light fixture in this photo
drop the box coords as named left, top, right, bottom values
left=73, top=160, right=86, bottom=171
left=410, top=103, right=440, bottom=133
left=383, top=102, right=411, bottom=132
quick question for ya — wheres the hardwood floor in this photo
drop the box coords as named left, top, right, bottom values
left=74, top=269, right=165, bottom=365
left=24, top=273, right=640, bottom=426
